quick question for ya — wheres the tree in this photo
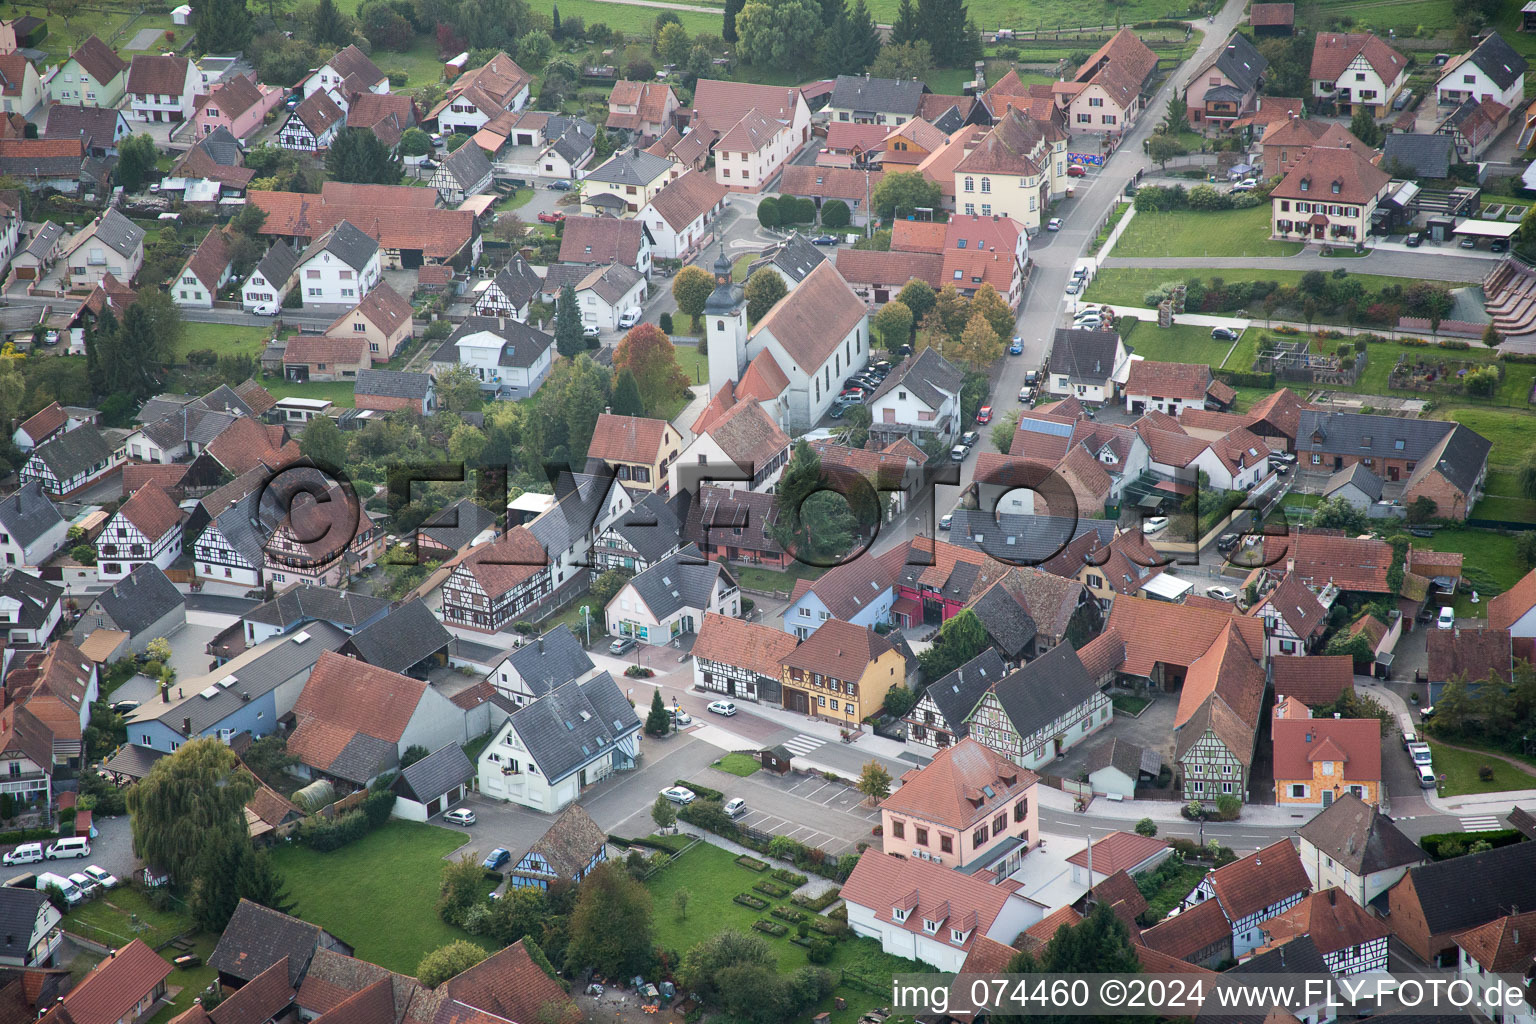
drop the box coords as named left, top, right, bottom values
left=565, top=861, right=654, bottom=977
left=990, top=407, right=1020, bottom=453
left=744, top=267, right=787, bottom=322
left=652, top=793, right=678, bottom=829
left=673, top=887, right=691, bottom=920
left=1160, top=95, right=1188, bottom=136
left=145, top=636, right=173, bottom=662
left=1311, top=494, right=1369, bottom=533
left=657, top=21, right=691, bottom=65
left=126, top=738, right=256, bottom=891
left=115, top=134, right=159, bottom=192
left=882, top=683, right=916, bottom=717
left=951, top=311, right=1002, bottom=371
left=1134, top=817, right=1157, bottom=837
left=197, top=0, right=253, bottom=52
left=857, top=759, right=892, bottom=803
left=589, top=568, right=632, bottom=610
left=1405, top=495, right=1438, bottom=525
left=299, top=414, right=349, bottom=470
left=969, top=283, right=1014, bottom=341
left=242, top=735, right=297, bottom=788
left=890, top=0, right=919, bottom=42
left=1001, top=905, right=1140, bottom=1017
left=915, top=0, right=978, bottom=67
left=757, top=196, right=780, bottom=229
left=614, top=323, right=688, bottom=414
left=820, top=199, right=851, bottom=230
left=916, top=608, right=988, bottom=678
left=723, top=0, right=745, bottom=41
left=1483, top=322, right=1504, bottom=348
left=311, top=0, right=353, bottom=45
left=1349, top=107, right=1382, bottom=148
left=681, top=930, right=776, bottom=1008
left=896, top=279, right=936, bottom=326
left=735, top=0, right=821, bottom=68
left=435, top=365, right=485, bottom=415
left=555, top=284, right=585, bottom=358
left=1147, top=134, right=1183, bottom=169
left=872, top=301, right=913, bottom=350
left=871, top=170, right=943, bottom=220
left=418, top=940, right=489, bottom=988
left=672, top=265, right=715, bottom=331
left=821, top=0, right=879, bottom=75
left=610, top=369, right=645, bottom=416
left=645, top=689, right=670, bottom=736
left=326, top=127, right=403, bottom=185
left=929, top=283, right=970, bottom=341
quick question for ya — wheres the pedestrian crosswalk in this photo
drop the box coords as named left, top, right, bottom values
left=781, top=734, right=826, bottom=756
left=1461, top=815, right=1505, bottom=833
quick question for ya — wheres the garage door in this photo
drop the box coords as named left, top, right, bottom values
left=428, top=796, right=443, bottom=816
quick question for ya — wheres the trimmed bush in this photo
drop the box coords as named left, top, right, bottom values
left=681, top=779, right=725, bottom=801
left=771, top=905, right=805, bottom=922
left=754, top=880, right=792, bottom=898
left=791, top=887, right=841, bottom=911
left=1419, top=829, right=1522, bottom=860
left=772, top=868, right=808, bottom=885
left=752, top=919, right=789, bottom=936
left=734, top=893, right=770, bottom=909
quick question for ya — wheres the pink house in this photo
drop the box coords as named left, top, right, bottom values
left=878, top=737, right=1040, bottom=880
left=192, top=74, right=283, bottom=141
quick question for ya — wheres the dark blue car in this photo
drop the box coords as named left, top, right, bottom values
left=483, top=847, right=511, bottom=870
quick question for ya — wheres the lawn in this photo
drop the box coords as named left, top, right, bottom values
left=1111, top=206, right=1304, bottom=259
left=644, top=839, right=922, bottom=1024
left=174, top=323, right=274, bottom=364
left=714, top=752, right=761, bottom=776
left=1111, top=693, right=1149, bottom=716
left=733, top=561, right=825, bottom=593
left=260, top=376, right=358, bottom=408
left=1411, top=527, right=1528, bottom=594
left=1448, top=406, right=1536, bottom=470
left=66, top=887, right=218, bottom=1024
left=675, top=341, right=708, bottom=388
left=538, top=0, right=718, bottom=36
left=368, top=36, right=451, bottom=89
left=1427, top=740, right=1536, bottom=797
left=1119, top=320, right=1258, bottom=370
left=1084, top=269, right=1446, bottom=310
left=495, top=189, right=534, bottom=212
left=270, top=819, right=484, bottom=975
left=1474, top=470, right=1536, bottom=525
left=1137, top=863, right=1209, bottom=924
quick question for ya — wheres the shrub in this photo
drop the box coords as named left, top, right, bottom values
left=771, top=905, right=804, bottom=922
left=1134, top=817, right=1157, bottom=837
left=681, top=779, right=725, bottom=801
left=772, top=868, right=808, bottom=885
left=1479, top=764, right=1495, bottom=781
left=734, top=853, right=767, bottom=871
left=659, top=312, right=673, bottom=333
left=752, top=919, right=788, bottom=936
left=790, top=887, right=841, bottom=911
left=807, top=938, right=835, bottom=963
left=754, top=880, right=792, bottom=898
left=1215, top=794, right=1241, bottom=821
left=734, top=893, right=769, bottom=909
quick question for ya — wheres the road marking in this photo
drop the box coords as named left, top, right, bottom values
left=781, top=734, right=826, bottom=756
left=786, top=826, right=816, bottom=840
left=802, top=782, right=831, bottom=800
left=1461, top=815, right=1505, bottom=832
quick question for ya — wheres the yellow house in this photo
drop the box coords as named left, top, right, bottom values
left=585, top=413, right=683, bottom=493
left=325, top=281, right=414, bottom=362
left=780, top=618, right=906, bottom=722
left=952, top=107, right=1071, bottom=230
left=581, top=147, right=678, bottom=216
left=1273, top=717, right=1381, bottom=810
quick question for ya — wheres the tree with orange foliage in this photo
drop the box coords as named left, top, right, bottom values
left=613, top=323, right=689, bottom=416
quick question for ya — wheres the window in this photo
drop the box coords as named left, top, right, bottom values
left=892, top=819, right=905, bottom=839
left=980, top=205, right=991, bottom=216
left=939, top=834, right=952, bottom=853
left=915, top=826, right=928, bottom=845
left=1322, top=761, right=1334, bottom=775
left=971, top=825, right=988, bottom=848
left=980, top=178, right=990, bottom=193
left=1291, top=784, right=1307, bottom=798
left=963, top=177, right=974, bottom=192
left=1089, top=97, right=1103, bottom=107
left=1221, top=781, right=1234, bottom=794
left=992, top=813, right=1006, bottom=834
left=1014, top=798, right=1027, bottom=821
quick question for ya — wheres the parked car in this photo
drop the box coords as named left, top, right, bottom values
left=1407, top=741, right=1433, bottom=766
left=1067, top=164, right=1087, bottom=177
left=839, top=387, right=868, bottom=402
left=1460, top=237, right=1478, bottom=249
left=1216, top=533, right=1240, bottom=553
left=707, top=700, right=737, bottom=716
left=537, top=211, right=565, bottom=224
left=669, top=709, right=693, bottom=726
left=582, top=324, right=600, bottom=338
left=1018, top=385, right=1034, bottom=403
left=1418, top=764, right=1437, bottom=788
left=1046, top=218, right=1063, bottom=231
left=482, top=847, right=511, bottom=870
left=42, top=330, right=59, bottom=346
left=950, top=444, right=967, bottom=462
left=1492, top=239, right=1509, bottom=253
left=1405, top=231, right=1423, bottom=247
left=1230, top=178, right=1258, bottom=192
left=939, top=512, right=954, bottom=530
left=1024, top=370, right=1039, bottom=386
left=660, top=786, right=696, bottom=804
left=547, top=179, right=573, bottom=190
left=811, top=234, right=838, bottom=246
left=82, top=865, right=117, bottom=890
left=609, top=636, right=638, bottom=655
left=1066, top=280, right=1081, bottom=297
left=960, top=430, right=980, bottom=448
left=1268, top=451, right=1297, bottom=463
left=617, top=307, right=642, bottom=329
left=1141, top=516, right=1169, bottom=535
left=69, top=872, right=98, bottom=898
left=828, top=403, right=847, bottom=419
left=724, top=797, right=748, bottom=818
left=1436, top=606, right=1455, bottom=629
left=1206, top=585, right=1238, bottom=602
left=3, top=844, right=41, bottom=867
left=1410, top=527, right=1435, bottom=538
left=1211, top=326, right=1239, bottom=342
left=1009, top=336, right=1024, bottom=354
left=442, top=808, right=476, bottom=826
left=108, top=699, right=140, bottom=715
left=976, top=405, right=992, bottom=425
left=44, top=838, right=89, bottom=860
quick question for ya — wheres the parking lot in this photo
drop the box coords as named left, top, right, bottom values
left=707, top=766, right=882, bottom=857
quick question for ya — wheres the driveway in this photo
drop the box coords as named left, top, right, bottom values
left=1052, top=692, right=1177, bottom=784
left=722, top=767, right=883, bottom=856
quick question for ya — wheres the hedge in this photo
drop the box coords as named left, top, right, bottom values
left=754, top=880, right=793, bottom=898
left=681, top=779, right=725, bottom=802
left=295, top=788, right=395, bottom=852
left=0, top=828, right=58, bottom=845
left=734, top=893, right=770, bottom=909
left=791, top=887, right=842, bottom=912
left=1213, top=368, right=1276, bottom=389
left=753, top=919, right=789, bottom=936
left=771, top=905, right=805, bottom=923
left=1419, top=829, right=1523, bottom=860
left=808, top=915, right=846, bottom=936
left=772, top=868, right=809, bottom=886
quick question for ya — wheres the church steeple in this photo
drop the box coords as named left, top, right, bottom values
left=704, top=243, right=747, bottom=396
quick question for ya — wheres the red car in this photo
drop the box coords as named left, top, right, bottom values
left=976, top=405, right=993, bottom=424
left=1067, top=164, right=1087, bottom=177
left=538, top=211, right=565, bottom=224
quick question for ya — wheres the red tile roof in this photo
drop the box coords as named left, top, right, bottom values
left=834, top=248, right=944, bottom=289
left=1427, top=626, right=1512, bottom=685
left=880, top=737, right=1038, bottom=830
left=17, top=402, right=65, bottom=443
left=1271, top=145, right=1390, bottom=206
left=1206, top=839, right=1310, bottom=921
left=1252, top=572, right=1327, bottom=639
left=68, top=35, right=127, bottom=85
left=1262, top=530, right=1395, bottom=593
left=1310, top=32, right=1406, bottom=85
left=891, top=220, right=947, bottom=254
left=115, top=480, right=183, bottom=540
left=1124, top=360, right=1215, bottom=401
left=693, top=79, right=804, bottom=128
left=645, top=168, right=728, bottom=231
left=1065, top=831, right=1169, bottom=874
left=1489, top=567, right=1536, bottom=632
left=59, top=939, right=172, bottom=1024
left=1270, top=655, right=1353, bottom=707
left=120, top=463, right=188, bottom=498
left=1072, top=28, right=1160, bottom=109
left=587, top=413, right=674, bottom=464
left=737, top=349, right=789, bottom=405
left=1454, top=909, right=1536, bottom=972
left=1261, top=888, right=1388, bottom=956
left=783, top=617, right=895, bottom=682
left=287, top=652, right=429, bottom=774
left=1272, top=717, right=1382, bottom=784
left=842, top=851, right=1016, bottom=954
left=445, top=939, right=580, bottom=1024
left=205, top=417, right=300, bottom=476
left=1250, top=3, right=1295, bottom=26
left=249, top=190, right=475, bottom=261
left=692, top=611, right=799, bottom=678
left=446, top=526, right=548, bottom=598
left=1138, top=898, right=1232, bottom=961
left=127, top=54, right=189, bottom=97
left=748, top=260, right=866, bottom=375
left=780, top=164, right=884, bottom=202
left=1174, top=622, right=1265, bottom=730
left=335, top=281, right=412, bottom=338
left=1103, top=595, right=1263, bottom=678
left=790, top=543, right=909, bottom=620
left=282, top=334, right=370, bottom=369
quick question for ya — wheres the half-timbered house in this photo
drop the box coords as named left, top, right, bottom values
left=440, top=527, right=555, bottom=633
left=691, top=611, right=798, bottom=705
left=280, top=91, right=344, bottom=153
left=1182, top=839, right=1311, bottom=957
left=19, top=427, right=119, bottom=498
left=904, top=649, right=1005, bottom=753
left=95, top=482, right=184, bottom=582
left=591, top=492, right=681, bottom=573
left=474, top=253, right=542, bottom=320
left=194, top=486, right=265, bottom=587
left=508, top=804, right=608, bottom=890
left=1259, top=888, right=1389, bottom=975
left=965, top=643, right=1110, bottom=772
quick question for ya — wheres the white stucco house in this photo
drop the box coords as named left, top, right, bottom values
left=866, top=348, right=964, bottom=448
left=603, top=544, right=739, bottom=644
left=294, top=221, right=381, bottom=307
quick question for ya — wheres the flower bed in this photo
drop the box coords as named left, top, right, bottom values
left=791, top=887, right=841, bottom=912
left=771, top=868, right=809, bottom=886
left=753, top=880, right=792, bottom=898
left=735, top=854, right=768, bottom=872
left=752, top=919, right=789, bottom=936
left=770, top=905, right=805, bottom=923
left=733, top=892, right=770, bottom=909
left=808, top=915, right=846, bottom=936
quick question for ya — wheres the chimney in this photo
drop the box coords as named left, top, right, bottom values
left=538, top=636, right=545, bottom=653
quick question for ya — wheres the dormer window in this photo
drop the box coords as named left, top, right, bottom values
left=923, top=919, right=940, bottom=933
left=1300, top=178, right=1310, bottom=192
left=893, top=907, right=908, bottom=922
left=1332, top=180, right=1342, bottom=194
left=951, top=929, right=967, bottom=943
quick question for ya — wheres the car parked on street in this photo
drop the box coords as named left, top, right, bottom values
left=547, top=179, right=573, bottom=190
left=660, top=786, right=696, bottom=804
left=960, top=430, right=979, bottom=448
left=443, top=808, right=476, bottom=826
left=976, top=405, right=992, bottom=424
left=1018, top=385, right=1034, bottom=404
left=1046, top=218, right=1063, bottom=231
left=1009, top=336, right=1024, bottom=354
left=939, top=512, right=953, bottom=530
left=950, top=444, right=968, bottom=462
left=811, top=235, right=837, bottom=246
left=1067, top=164, right=1086, bottom=177
left=582, top=324, right=600, bottom=338
left=708, top=700, right=738, bottom=716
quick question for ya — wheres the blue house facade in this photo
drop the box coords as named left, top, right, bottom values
left=508, top=803, right=611, bottom=891
left=782, top=586, right=893, bottom=640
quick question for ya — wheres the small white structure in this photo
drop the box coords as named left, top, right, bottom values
left=390, top=744, right=475, bottom=821
left=273, top=397, right=333, bottom=423
left=172, top=5, right=192, bottom=25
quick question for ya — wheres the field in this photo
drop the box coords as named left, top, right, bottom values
left=1118, top=320, right=1258, bottom=370
left=14, top=6, right=178, bottom=64
left=260, top=377, right=358, bottom=408
left=1111, top=207, right=1305, bottom=259
left=643, top=839, right=922, bottom=1024
left=174, top=323, right=275, bottom=364
left=1426, top=740, right=1536, bottom=797
left=270, top=820, right=484, bottom=975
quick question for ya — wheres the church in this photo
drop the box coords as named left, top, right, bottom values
left=704, top=248, right=871, bottom=432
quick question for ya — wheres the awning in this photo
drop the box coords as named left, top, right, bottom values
left=101, top=744, right=167, bottom=781
left=1154, top=479, right=1196, bottom=495
left=1140, top=574, right=1193, bottom=601
left=891, top=596, right=922, bottom=622
left=1308, top=213, right=1328, bottom=226
left=1453, top=218, right=1520, bottom=239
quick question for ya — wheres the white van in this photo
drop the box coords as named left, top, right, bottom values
left=1418, top=764, right=1437, bottom=789
left=2, top=843, right=42, bottom=867
left=1436, top=606, right=1455, bottom=629
left=45, top=837, right=89, bottom=861
left=617, top=307, right=642, bottom=329
left=36, top=872, right=82, bottom=905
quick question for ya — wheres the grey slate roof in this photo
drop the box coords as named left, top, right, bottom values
left=0, top=886, right=50, bottom=963
left=604, top=492, right=683, bottom=565
left=441, top=140, right=493, bottom=191
left=0, top=480, right=65, bottom=551
left=1418, top=422, right=1493, bottom=498
left=90, top=563, right=184, bottom=636
left=527, top=472, right=617, bottom=558
left=22, top=222, right=62, bottom=259
left=549, top=117, right=597, bottom=164
left=1197, top=936, right=1328, bottom=1023
left=30, top=426, right=113, bottom=482
left=1298, top=411, right=1486, bottom=494
left=331, top=732, right=399, bottom=786
left=829, top=74, right=928, bottom=116
left=1324, top=461, right=1384, bottom=501
left=1464, top=32, right=1528, bottom=90
left=1295, top=792, right=1423, bottom=875
left=584, top=147, right=674, bottom=186
left=966, top=583, right=1037, bottom=659
left=541, top=262, right=592, bottom=297
left=625, top=542, right=732, bottom=621
left=1399, top=840, right=1536, bottom=937
left=489, top=254, right=542, bottom=309
left=243, top=586, right=390, bottom=632
left=0, top=569, right=62, bottom=632
left=1049, top=328, right=1124, bottom=385
left=502, top=624, right=595, bottom=697
left=209, top=899, right=330, bottom=987
left=198, top=125, right=244, bottom=166
left=44, top=104, right=125, bottom=152
left=986, top=641, right=1098, bottom=739
left=309, top=220, right=379, bottom=272
left=870, top=347, right=963, bottom=409
left=944, top=511, right=1117, bottom=564
left=921, top=649, right=1005, bottom=735
left=419, top=498, right=500, bottom=552
left=253, top=239, right=300, bottom=286
left=153, top=622, right=347, bottom=737
left=1382, top=133, right=1455, bottom=178
left=393, top=742, right=475, bottom=803
left=355, top=369, right=432, bottom=400
left=505, top=670, right=642, bottom=784
left=581, top=262, right=643, bottom=305
left=1085, top=736, right=1161, bottom=778
left=90, top=208, right=144, bottom=259
left=339, top=599, right=450, bottom=674
left=206, top=487, right=266, bottom=567
left=756, top=232, right=826, bottom=285
left=1197, top=33, right=1267, bottom=94
left=434, top=315, right=554, bottom=369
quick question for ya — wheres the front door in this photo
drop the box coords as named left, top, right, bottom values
left=785, top=689, right=809, bottom=714
left=579, top=767, right=589, bottom=788
left=1322, top=789, right=1333, bottom=807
